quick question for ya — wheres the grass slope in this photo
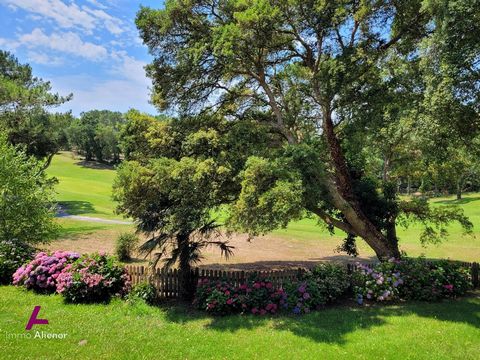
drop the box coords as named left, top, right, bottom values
left=47, top=152, right=121, bottom=220
left=0, top=286, right=479, bottom=360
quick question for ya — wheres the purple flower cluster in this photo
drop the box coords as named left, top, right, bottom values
left=285, top=280, right=321, bottom=314
left=354, top=261, right=403, bottom=302
left=12, top=251, right=80, bottom=292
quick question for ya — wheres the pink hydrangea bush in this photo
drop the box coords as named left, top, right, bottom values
left=194, top=277, right=286, bottom=316
left=56, top=252, right=131, bottom=303
left=12, top=251, right=80, bottom=293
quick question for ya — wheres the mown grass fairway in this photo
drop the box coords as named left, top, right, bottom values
left=0, top=286, right=478, bottom=360
left=48, top=152, right=480, bottom=263
left=47, top=152, right=121, bottom=220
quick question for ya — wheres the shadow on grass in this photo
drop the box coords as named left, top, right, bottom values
left=57, top=201, right=96, bottom=216
left=74, top=160, right=115, bottom=170
left=435, top=197, right=480, bottom=205
left=158, top=294, right=480, bottom=345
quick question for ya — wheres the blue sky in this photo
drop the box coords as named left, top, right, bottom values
left=0, top=0, right=163, bottom=116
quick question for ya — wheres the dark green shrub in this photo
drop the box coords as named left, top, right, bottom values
left=308, top=263, right=350, bottom=304
left=395, top=258, right=471, bottom=301
left=0, top=240, right=35, bottom=285
left=129, top=282, right=158, bottom=305
left=115, top=233, right=139, bottom=261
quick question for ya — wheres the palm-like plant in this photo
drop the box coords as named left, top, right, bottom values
left=138, top=220, right=234, bottom=299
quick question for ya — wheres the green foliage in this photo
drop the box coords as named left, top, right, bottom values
left=398, top=197, right=473, bottom=245
left=227, top=156, right=305, bottom=236
left=67, top=110, right=125, bottom=163
left=0, top=134, right=59, bottom=245
left=0, top=50, right=72, bottom=162
left=128, top=282, right=158, bottom=305
left=307, top=263, right=351, bottom=304
left=115, top=232, right=139, bottom=262
left=134, top=0, right=479, bottom=259
left=0, top=240, right=34, bottom=285
left=394, top=258, right=472, bottom=301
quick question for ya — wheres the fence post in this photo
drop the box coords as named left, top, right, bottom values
left=472, top=262, right=479, bottom=288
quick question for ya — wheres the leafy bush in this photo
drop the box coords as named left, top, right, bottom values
left=115, top=233, right=139, bottom=261
left=129, top=282, right=158, bottom=305
left=308, top=263, right=350, bottom=304
left=194, top=277, right=286, bottom=316
left=395, top=258, right=471, bottom=300
left=56, top=253, right=131, bottom=303
left=0, top=240, right=35, bottom=285
left=353, top=261, right=403, bottom=303
left=0, top=134, right=59, bottom=246
left=195, top=279, right=241, bottom=315
left=240, top=277, right=286, bottom=315
left=12, top=251, right=80, bottom=293
left=284, top=279, right=322, bottom=314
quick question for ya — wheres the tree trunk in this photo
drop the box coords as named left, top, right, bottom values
left=177, top=233, right=194, bottom=300
left=456, top=177, right=463, bottom=200
left=382, top=156, right=390, bottom=183
left=321, top=108, right=400, bottom=260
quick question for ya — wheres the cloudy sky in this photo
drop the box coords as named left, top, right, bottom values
left=0, top=0, right=162, bottom=115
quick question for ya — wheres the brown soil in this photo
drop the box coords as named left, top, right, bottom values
left=46, top=229, right=375, bottom=270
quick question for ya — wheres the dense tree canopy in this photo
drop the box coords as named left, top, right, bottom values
left=0, top=50, right=72, bottom=166
left=67, top=110, right=126, bottom=163
left=125, top=0, right=479, bottom=261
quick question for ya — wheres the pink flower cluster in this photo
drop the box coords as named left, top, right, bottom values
left=12, top=251, right=80, bottom=292
left=195, top=278, right=286, bottom=316
left=56, top=253, right=131, bottom=302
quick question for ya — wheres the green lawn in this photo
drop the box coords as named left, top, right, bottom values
left=0, top=286, right=478, bottom=359
left=47, top=152, right=122, bottom=220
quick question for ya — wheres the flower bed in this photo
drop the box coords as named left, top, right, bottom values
left=13, top=251, right=131, bottom=303
left=194, top=259, right=473, bottom=316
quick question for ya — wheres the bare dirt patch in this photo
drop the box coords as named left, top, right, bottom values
left=47, top=230, right=375, bottom=270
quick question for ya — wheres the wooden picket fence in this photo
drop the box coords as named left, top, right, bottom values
left=125, top=260, right=479, bottom=299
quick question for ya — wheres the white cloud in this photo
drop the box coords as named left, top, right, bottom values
left=50, top=74, right=155, bottom=115
left=110, top=51, right=149, bottom=85
left=18, top=28, right=108, bottom=61
left=2, top=0, right=123, bottom=35
left=85, top=0, right=107, bottom=10
left=27, top=50, right=64, bottom=65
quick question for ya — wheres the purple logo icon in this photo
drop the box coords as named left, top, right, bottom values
left=26, top=306, right=49, bottom=330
